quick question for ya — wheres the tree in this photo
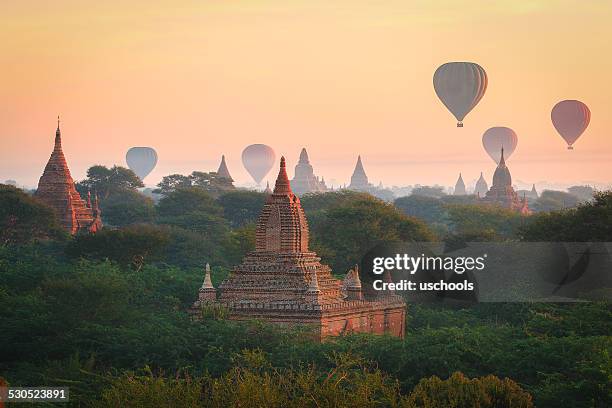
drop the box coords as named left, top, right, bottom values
left=190, top=171, right=235, bottom=196
left=311, top=195, right=436, bottom=272
left=532, top=190, right=580, bottom=212
left=405, top=372, right=534, bottom=408
left=76, top=165, right=143, bottom=199
left=155, top=172, right=234, bottom=196
left=217, top=190, right=267, bottom=227
left=395, top=195, right=446, bottom=225
left=520, top=190, right=612, bottom=241
left=0, top=184, right=66, bottom=244
left=154, top=174, right=192, bottom=195
left=97, top=189, right=156, bottom=227
left=65, top=224, right=170, bottom=270
left=156, top=188, right=229, bottom=237
left=445, top=204, right=523, bottom=240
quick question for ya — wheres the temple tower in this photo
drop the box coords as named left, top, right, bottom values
left=454, top=173, right=466, bottom=195
left=35, top=118, right=102, bottom=234
left=481, top=148, right=530, bottom=214
left=349, top=155, right=370, bottom=191
left=474, top=172, right=489, bottom=196
left=290, top=148, right=327, bottom=196
left=217, top=155, right=233, bottom=182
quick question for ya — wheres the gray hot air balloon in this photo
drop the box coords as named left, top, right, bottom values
left=126, top=147, right=158, bottom=180
left=482, top=127, right=518, bottom=164
left=241, top=144, right=275, bottom=185
left=433, top=62, right=488, bottom=127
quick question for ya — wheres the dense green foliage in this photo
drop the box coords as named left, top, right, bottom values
left=0, top=184, right=66, bottom=244
left=1, top=188, right=611, bottom=407
left=1, top=247, right=609, bottom=407
left=76, top=165, right=144, bottom=199
left=520, top=191, right=612, bottom=241
left=302, top=192, right=435, bottom=272
left=155, top=171, right=235, bottom=196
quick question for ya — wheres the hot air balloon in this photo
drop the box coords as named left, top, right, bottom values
left=482, top=127, right=518, bottom=164
left=126, top=147, right=158, bottom=181
left=241, top=144, right=275, bottom=185
left=551, top=100, right=590, bottom=150
left=433, top=62, right=488, bottom=127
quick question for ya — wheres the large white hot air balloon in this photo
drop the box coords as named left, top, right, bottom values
left=482, top=127, right=518, bottom=164
left=433, top=62, right=488, bottom=127
left=551, top=100, right=590, bottom=150
left=126, top=147, right=158, bottom=181
left=241, top=144, right=275, bottom=185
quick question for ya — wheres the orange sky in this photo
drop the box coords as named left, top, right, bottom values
left=1, top=0, right=611, bottom=190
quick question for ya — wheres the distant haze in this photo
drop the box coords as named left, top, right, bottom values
left=1, top=1, right=611, bottom=189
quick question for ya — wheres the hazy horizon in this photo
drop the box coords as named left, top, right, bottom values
left=1, top=1, right=611, bottom=189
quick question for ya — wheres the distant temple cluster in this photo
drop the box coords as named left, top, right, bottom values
left=35, top=119, right=102, bottom=234
left=453, top=148, right=531, bottom=214
left=191, top=157, right=406, bottom=339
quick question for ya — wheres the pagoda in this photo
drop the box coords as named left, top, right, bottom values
left=216, top=155, right=233, bottom=182
left=481, top=148, right=530, bottom=214
left=35, top=118, right=102, bottom=234
left=348, top=155, right=371, bottom=191
left=474, top=172, right=489, bottom=197
left=453, top=173, right=466, bottom=195
left=290, top=148, right=327, bottom=196
left=192, top=157, right=405, bottom=339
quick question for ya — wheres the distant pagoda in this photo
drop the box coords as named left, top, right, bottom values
left=348, top=155, right=371, bottom=191
left=35, top=118, right=102, bottom=234
left=290, top=148, right=327, bottom=196
left=454, top=173, right=466, bottom=195
left=481, top=148, right=530, bottom=214
left=192, top=157, right=405, bottom=339
left=216, top=155, right=233, bottom=182
left=474, top=172, right=489, bottom=197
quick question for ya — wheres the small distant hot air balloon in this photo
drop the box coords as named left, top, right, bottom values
left=126, top=147, right=158, bottom=181
left=241, top=144, right=275, bottom=185
left=482, top=127, right=518, bottom=164
left=433, top=62, right=488, bottom=127
left=551, top=100, right=590, bottom=150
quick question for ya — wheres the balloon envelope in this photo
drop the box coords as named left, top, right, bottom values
left=126, top=147, right=158, bottom=180
left=242, top=144, right=276, bottom=184
left=433, top=62, right=488, bottom=127
left=482, top=127, right=518, bottom=164
left=551, top=100, right=590, bottom=149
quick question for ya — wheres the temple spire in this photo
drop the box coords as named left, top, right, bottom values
left=55, top=115, right=62, bottom=150
left=298, top=148, right=310, bottom=164
left=202, top=263, right=214, bottom=289
left=499, top=147, right=506, bottom=166
left=217, top=155, right=233, bottom=181
left=273, top=156, right=292, bottom=195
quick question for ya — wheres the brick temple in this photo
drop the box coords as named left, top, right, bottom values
left=480, top=147, right=530, bottom=214
left=192, top=157, right=405, bottom=339
left=35, top=118, right=102, bottom=234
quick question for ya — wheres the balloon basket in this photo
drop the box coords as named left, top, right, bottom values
left=457, top=122, right=463, bottom=128
left=567, top=146, right=574, bottom=150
